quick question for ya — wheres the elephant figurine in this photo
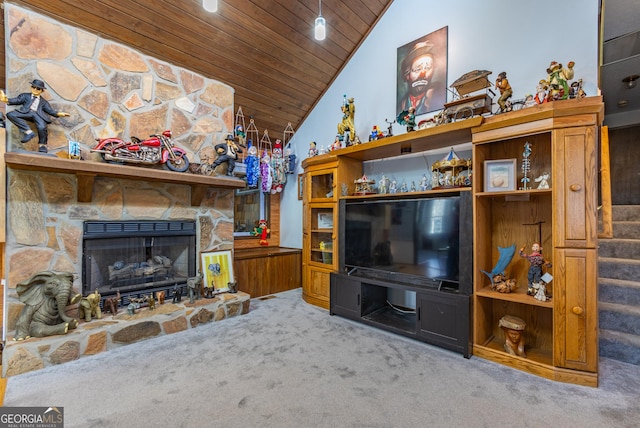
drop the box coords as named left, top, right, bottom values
left=187, top=271, right=203, bottom=303
left=79, top=290, right=102, bottom=322
left=14, top=271, right=81, bottom=341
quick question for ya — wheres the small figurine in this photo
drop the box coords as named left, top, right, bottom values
left=172, top=284, right=182, bottom=303
left=331, top=135, right=342, bottom=151
left=308, top=141, right=319, bottom=157
left=410, top=181, right=417, bottom=192
left=523, top=94, right=536, bottom=108
left=542, top=61, right=574, bottom=101
left=419, top=174, right=430, bottom=191
left=251, top=219, right=270, bottom=246
left=103, top=290, right=121, bottom=315
left=379, top=174, right=389, bottom=194
left=235, top=124, right=246, bottom=147
left=532, top=281, right=548, bottom=302
left=212, top=133, right=243, bottom=176
left=147, top=294, right=156, bottom=310
left=495, top=72, right=513, bottom=113
left=156, top=290, right=166, bottom=305
left=0, top=79, right=71, bottom=153
left=397, top=107, right=416, bottom=131
left=187, top=271, right=204, bottom=304
left=534, top=82, right=548, bottom=104
left=499, top=315, right=526, bottom=357
left=535, top=173, right=550, bottom=189
left=79, top=290, right=102, bottom=322
left=385, top=118, right=395, bottom=137
left=389, top=178, right=398, bottom=194
left=400, top=181, right=408, bottom=193
left=337, top=95, right=356, bottom=145
left=519, top=243, right=552, bottom=296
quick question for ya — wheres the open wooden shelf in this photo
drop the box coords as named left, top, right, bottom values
left=4, top=151, right=246, bottom=205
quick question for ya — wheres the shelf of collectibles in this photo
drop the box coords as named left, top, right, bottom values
left=471, top=95, right=603, bottom=387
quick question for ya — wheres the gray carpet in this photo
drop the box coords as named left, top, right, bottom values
left=4, top=288, right=640, bottom=428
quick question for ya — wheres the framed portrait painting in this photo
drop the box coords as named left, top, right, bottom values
left=201, top=250, right=234, bottom=292
left=396, top=26, right=448, bottom=117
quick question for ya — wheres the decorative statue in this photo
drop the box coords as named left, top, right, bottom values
left=147, top=294, right=156, bottom=310
left=187, top=271, right=204, bottom=304
left=227, top=282, right=239, bottom=293
left=103, top=290, right=121, bottom=315
left=284, top=147, right=297, bottom=174
left=499, top=315, right=526, bottom=357
left=397, top=107, right=416, bottom=132
left=212, top=133, right=243, bottom=176
left=542, top=61, right=575, bottom=101
left=535, top=173, right=550, bottom=189
left=205, top=262, right=221, bottom=298
left=495, top=71, right=513, bottom=113
left=156, top=290, right=166, bottom=305
left=337, top=95, right=356, bottom=145
left=519, top=243, right=552, bottom=296
left=308, top=141, right=319, bottom=157
left=172, top=284, right=182, bottom=303
left=251, top=219, right=270, bottom=246
left=0, top=79, right=70, bottom=153
left=79, top=290, right=102, bottom=322
left=14, top=271, right=81, bottom=341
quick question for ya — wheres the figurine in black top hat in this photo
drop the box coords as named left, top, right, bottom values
left=0, top=79, right=70, bottom=153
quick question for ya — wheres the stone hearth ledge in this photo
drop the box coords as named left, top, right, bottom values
left=2, top=292, right=251, bottom=377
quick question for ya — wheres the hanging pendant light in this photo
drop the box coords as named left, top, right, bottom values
left=314, top=0, right=326, bottom=41
left=203, top=0, right=218, bottom=13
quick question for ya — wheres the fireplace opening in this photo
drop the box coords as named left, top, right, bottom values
left=82, top=221, right=196, bottom=304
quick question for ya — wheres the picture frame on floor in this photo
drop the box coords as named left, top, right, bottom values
left=201, top=250, right=234, bottom=292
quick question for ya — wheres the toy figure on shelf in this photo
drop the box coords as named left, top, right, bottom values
left=270, top=139, right=286, bottom=193
left=397, top=107, right=417, bottom=132
left=385, top=118, right=395, bottom=137
left=542, top=61, right=574, bottom=101
left=212, top=133, right=243, bottom=176
left=519, top=243, right=552, bottom=296
left=79, top=290, right=102, bottom=322
left=419, top=174, right=430, bottom=191
left=534, top=82, right=548, bottom=104
left=244, top=141, right=260, bottom=188
left=235, top=124, right=246, bottom=147
left=0, top=79, right=70, bottom=153
left=251, top=219, right=270, bottom=246
left=378, top=174, right=389, bottom=194
left=337, top=95, right=356, bottom=145
left=308, top=141, right=319, bottom=157
left=331, top=135, right=342, bottom=151
left=535, top=173, right=550, bottom=189
left=495, top=72, right=513, bottom=113
left=499, top=315, right=526, bottom=357
left=389, top=178, right=398, bottom=194
left=369, top=126, right=383, bottom=141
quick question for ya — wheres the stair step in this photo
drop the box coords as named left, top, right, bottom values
left=599, top=277, right=640, bottom=305
left=599, top=329, right=640, bottom=365
left=612, top=205, right=640, bottom=222
left=612, top=221, right=640, bottom=239
left=598, top=257, right=640, bottom=282
left=599, top=301, right=640, bottom=335
left=598, top=238, right=640, bottom=258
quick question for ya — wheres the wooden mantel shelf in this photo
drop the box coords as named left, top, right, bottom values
left=4, top=151, right=245, bottom=205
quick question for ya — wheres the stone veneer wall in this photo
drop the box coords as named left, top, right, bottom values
left=2, top=5, right=242, bottom=373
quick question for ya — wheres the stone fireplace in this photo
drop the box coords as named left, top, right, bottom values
left=2, top=158, right=249, bottom=377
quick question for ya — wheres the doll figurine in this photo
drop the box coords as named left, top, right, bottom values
left=0, top=79, right=70, bottom=153
left=244, top=141, right=260, bottom=188
left=519, top=243, right=552, bottom=296
left=270, top=139, right=286, bottom=193
left=251, top=219, right=270, bottom=246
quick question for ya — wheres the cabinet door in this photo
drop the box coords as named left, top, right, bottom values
left=309, top=204, right=336, bottom=268
left=308, top=168, right=336, bottom=202
left=553, top=248, right=597, bottom=372
left=330, top=274, right=361, bottom=319
left=303, top=266, right=331, bottom=309
left=418, top=291, right=470, bottom=357
left=553, top=126, right=598, bottom=248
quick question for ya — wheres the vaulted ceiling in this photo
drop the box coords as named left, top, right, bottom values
left=2, top=1, right=638, bottom=135
left=0, top=0, right=393, bottom=139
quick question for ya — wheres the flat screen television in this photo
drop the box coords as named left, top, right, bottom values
left=340, top=196, right=461, bottom=289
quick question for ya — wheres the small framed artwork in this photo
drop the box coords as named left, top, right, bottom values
left=484, top=159, right=517, bottom=192
left=298, top=173, right=304, bottom=200
left=201, top=250, right=234, bottom=292
left=317, top=212, right=333, bottom=229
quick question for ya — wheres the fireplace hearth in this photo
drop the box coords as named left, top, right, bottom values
left=82, top=221, right=197, bottom=304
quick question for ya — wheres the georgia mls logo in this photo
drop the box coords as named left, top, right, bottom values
left=0, top=406, right=64, bottom=428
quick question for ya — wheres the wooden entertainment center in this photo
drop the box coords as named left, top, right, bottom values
left=302, top=97, right=603, bottom=386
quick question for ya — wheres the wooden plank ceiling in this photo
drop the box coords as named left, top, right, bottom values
left=1, top=0, right=393, bottom=139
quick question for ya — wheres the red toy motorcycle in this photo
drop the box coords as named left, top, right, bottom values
left=91, top=130, right=190, bottom=172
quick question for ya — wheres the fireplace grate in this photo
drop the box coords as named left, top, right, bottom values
left=84, top=220, right=196, bottom=238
